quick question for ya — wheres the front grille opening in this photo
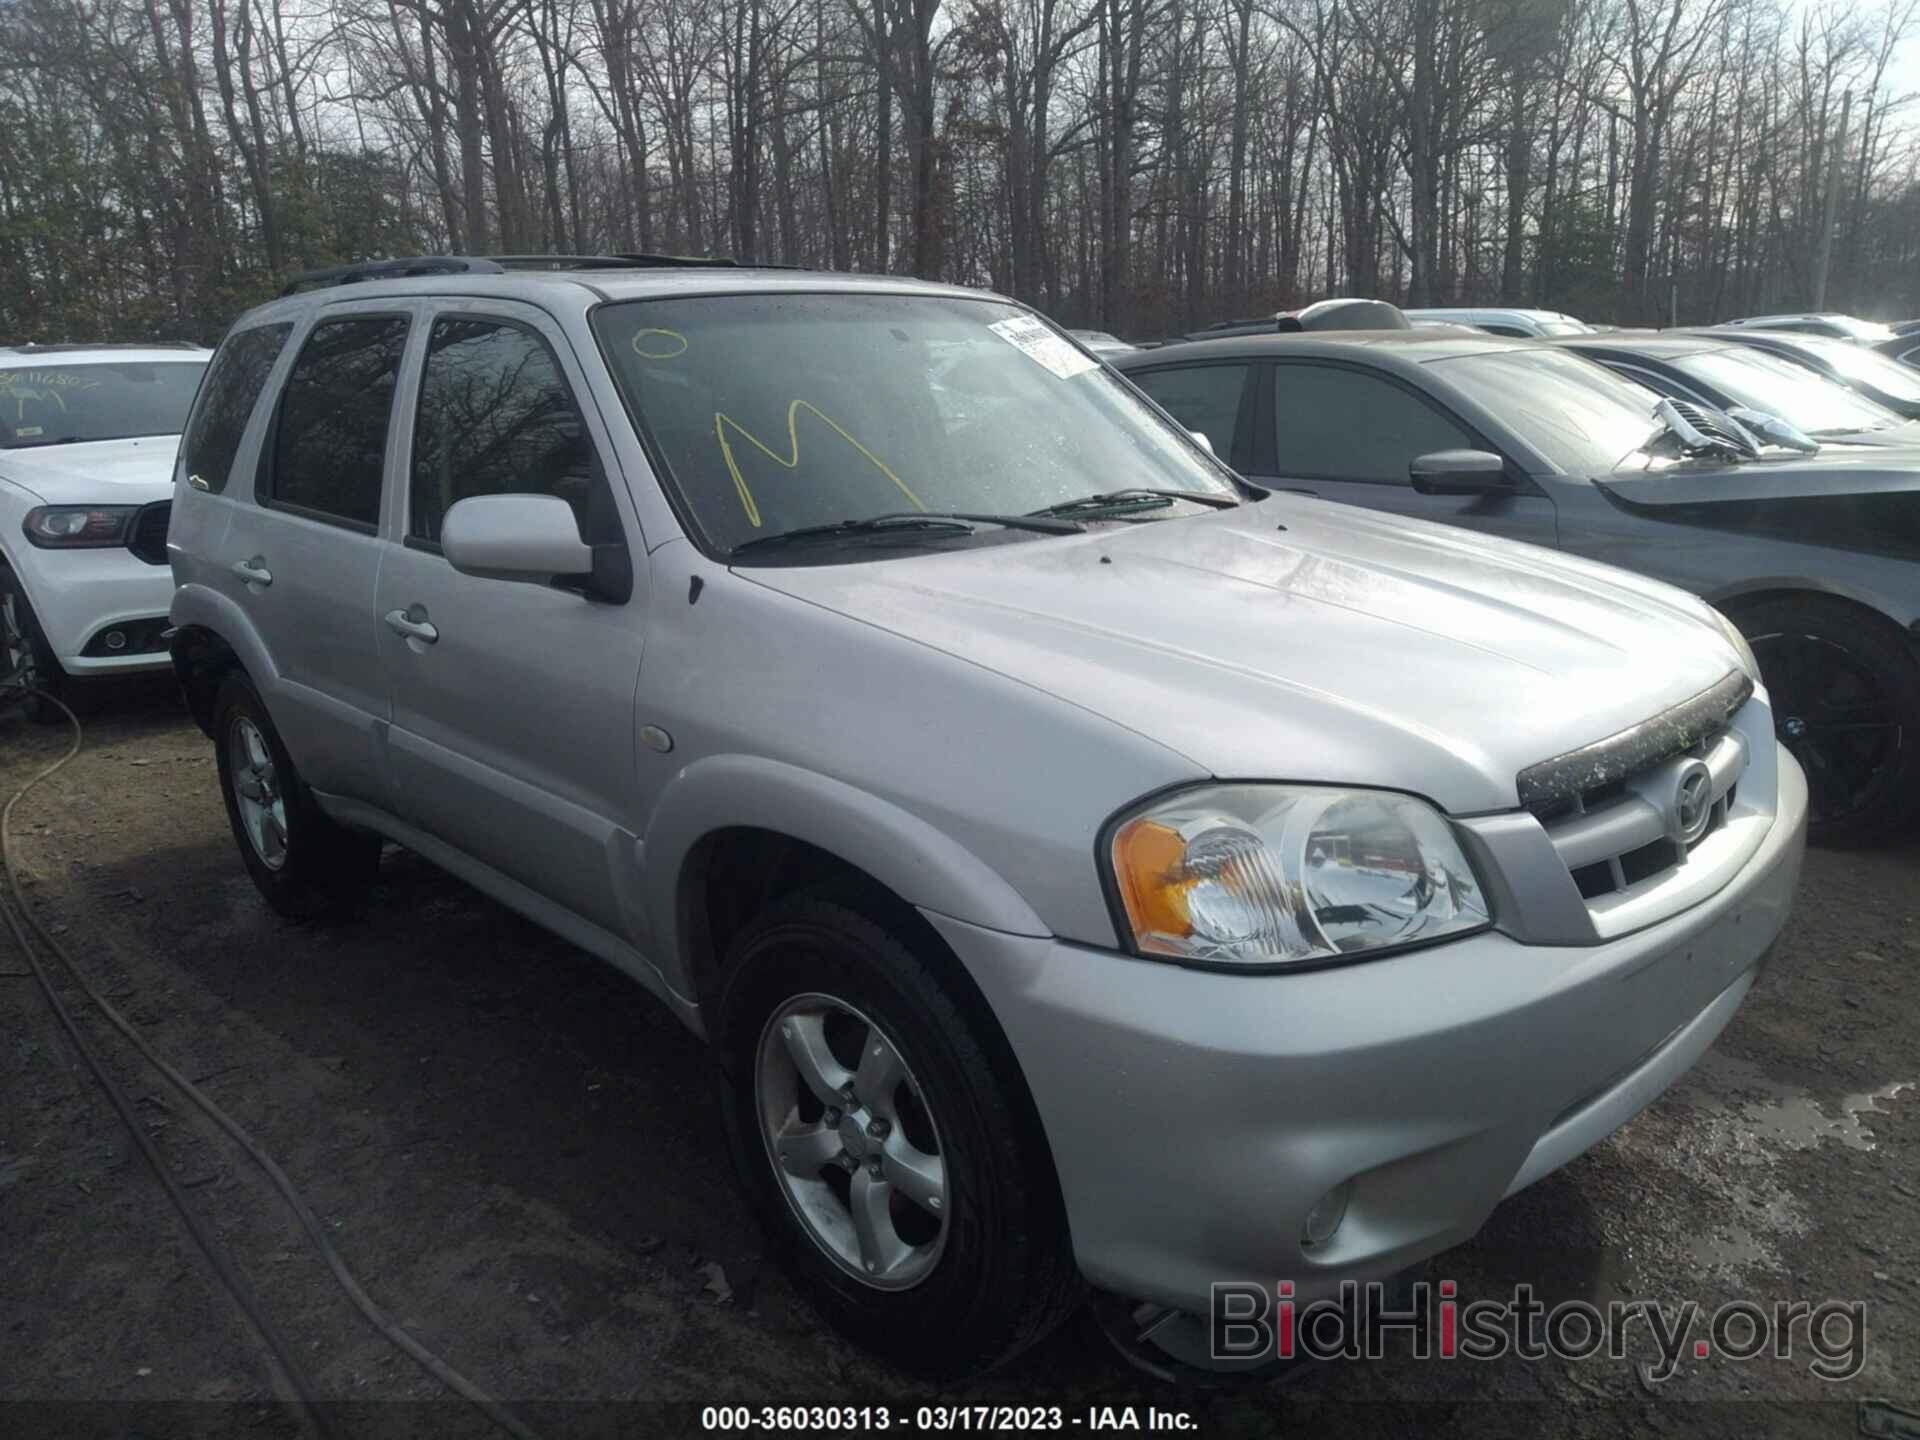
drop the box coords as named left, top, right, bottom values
left=1619, top=838, right=1681, bottom=886
left=1572, top=861, right=1615, bottom=899
left=127, top=501, right=170, bottom=565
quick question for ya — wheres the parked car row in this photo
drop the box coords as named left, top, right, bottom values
left=3, top=257, right=1898, bottom=1388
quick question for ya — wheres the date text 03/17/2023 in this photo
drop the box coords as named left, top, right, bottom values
left=699, top=1404, right=1200, bottom=1431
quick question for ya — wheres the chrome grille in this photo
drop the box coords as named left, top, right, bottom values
left=127, top=500, right=170, bottom=565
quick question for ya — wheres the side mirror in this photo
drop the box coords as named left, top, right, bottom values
left=441, top=494, right=593, bottom=583
left=1409, top=449, right=1510, bottom=496
left=1189, top=430, right=1215, bottom=454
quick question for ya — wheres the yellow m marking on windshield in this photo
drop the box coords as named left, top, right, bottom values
left=714, top=400, right=924, bottom=528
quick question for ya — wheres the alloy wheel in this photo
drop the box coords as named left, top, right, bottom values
left=228, top=716, right=290, bottom=871
left=756, top=992, right=948, bottom=1290
left=1751, top=628, right=1904, bottom=825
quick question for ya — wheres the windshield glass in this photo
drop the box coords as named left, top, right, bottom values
left=593, top=293, right=1237, bottom=556
left=1821, top=317, right=1898, bottom=343
left=1538, top=319, right=1590, bottom=336
left=0, top=361, right=206, bottom=448
left=1672, top=348, right=1899, bottom=433
left=1785, top=333, right=1920, bottom=402
left=1427, top=348, right=1658, bottom=472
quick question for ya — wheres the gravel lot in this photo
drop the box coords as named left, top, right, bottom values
left=2, top=683, right=1916, bottom=1439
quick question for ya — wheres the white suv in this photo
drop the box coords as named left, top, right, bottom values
left=1, top=343, right=211, bottom=719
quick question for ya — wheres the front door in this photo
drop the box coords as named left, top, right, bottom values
left=1253, top=360, right=1559, bottom=547
left=374, top=301, right=649, bottom=942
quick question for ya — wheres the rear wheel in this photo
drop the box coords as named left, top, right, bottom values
left=1730, top=595, right=1920, bottom=846
left=0, top=566, right=71, bottom=725
left=715, top=891, right=1080, bottom=1377
left=212, top=672, right=381, bottom=919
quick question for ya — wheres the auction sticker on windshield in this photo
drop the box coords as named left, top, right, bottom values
left=990, top=315, right=1098, bottom=380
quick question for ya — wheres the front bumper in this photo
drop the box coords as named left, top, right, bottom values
left=17, top=545, right=174, bottom=672
left=928, top=746, right=1807, bottom=1316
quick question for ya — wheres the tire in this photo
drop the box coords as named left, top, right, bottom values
left=212, top=672, right=381, bottom=920
left=1729, top=595, right=1920, bottom=846
left=1, top=565, right=73, bottom=725
left=714, top=890, right=1081, bottom=1378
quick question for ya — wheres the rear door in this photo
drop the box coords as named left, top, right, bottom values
left=374, top=299, right=647, bottom=941
left=214, top=304, right=413, bottom=801
left=1251, top=359, right=1559, bottom=546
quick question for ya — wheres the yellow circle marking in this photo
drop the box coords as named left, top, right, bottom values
left=632, top=328, right=689, bottom=360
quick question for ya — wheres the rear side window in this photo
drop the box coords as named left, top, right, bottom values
left=410, top=318, right=597, bottom=543
left=1129, top=364, right=1250, bottom=460
left=264, top=316, right=409, bottom=529
left=1272, top=364, right=1476, bottom=482
left=181, top=324, right=291, bottom=494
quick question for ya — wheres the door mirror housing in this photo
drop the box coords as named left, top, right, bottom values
left=1409, top=449, right=1511, bottom=496
left=441, top=494, right=594, bottom=583
left=1188, top=430, right=1215, bottom=454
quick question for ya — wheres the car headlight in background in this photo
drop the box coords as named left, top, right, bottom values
left=1108, top=785, right=1490, bottom=968
left=22, top=505, right=138, bottom=548
left=1706, top=605, right=1760, bottom=684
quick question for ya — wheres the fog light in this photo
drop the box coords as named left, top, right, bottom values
left=104, top=630, right=127, bottom=651
left=1302, top=1180, right=1352, bottom=1248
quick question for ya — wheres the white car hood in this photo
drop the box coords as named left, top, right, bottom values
left=740, top=498, right=1748, bottom=814
left=0, top=436, right=180, bottom=504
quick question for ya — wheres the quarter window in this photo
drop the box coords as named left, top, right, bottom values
left=265, top=317, right=409, bottom=528
left=181, top=324, right=291, bottom=494
left=1129, top=364, right=1250, bottom=459
left=1272, top=365, right=1477, bottom=482
left=410, top=318, right=597, bottom=543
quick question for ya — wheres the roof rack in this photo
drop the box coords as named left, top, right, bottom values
left=279, top=256, right=505, bottom=296
left=279, top=251, right=803, bottom=296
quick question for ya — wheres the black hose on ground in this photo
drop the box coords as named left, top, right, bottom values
left=0, top=688, right=540, bottom=1440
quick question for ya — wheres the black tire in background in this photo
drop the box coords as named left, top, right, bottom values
left=714, top=889, right=1082, bottom=1378
left=1729, top=594, right=1920, bottom=846
left=1, top=564, right=74, bottom=725
left=211, top=671, right=381, bottom=920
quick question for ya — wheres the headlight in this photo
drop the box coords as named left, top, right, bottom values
left=22, top=505, right=138, bottom=548
left=1706, top=605, right=1760, bottom=683
left=1107, top=785, right=1490, bottom=968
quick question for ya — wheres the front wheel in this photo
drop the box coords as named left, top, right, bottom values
left=212, top=672, right=381, bottom=919
left=1731, top=595, right=1920, bottom=846
left=1, top=566, right=72, bottom=724
left=715, top=892, right=1080, bottom=1377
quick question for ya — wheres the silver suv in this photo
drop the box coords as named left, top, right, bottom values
left=167, top=256, right=1807, bottom=1379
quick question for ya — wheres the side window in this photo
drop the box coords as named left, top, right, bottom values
left=1480, top=324, right=1531, bottom=338
left=1272, top=364, right=1477, bottom=482
left=180, top=323, right=292, bottom=494
left=410, top=318, right=599, bottom=544
left=264, top=316, right=408, bottom=528
left=1129, top=364, right=1250, bottom=459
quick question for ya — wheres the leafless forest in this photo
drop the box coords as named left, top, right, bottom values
left=2, top=0, right=1917, bottom=343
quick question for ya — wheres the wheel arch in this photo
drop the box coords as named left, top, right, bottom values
left=168, top=583, right=281, bottom=735
left=643, top=755, right=1050, bottom=1020
left=1710, top=583, right=1920, bottom=662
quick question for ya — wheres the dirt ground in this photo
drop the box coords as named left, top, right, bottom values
left=2, top=681, right=1915, bottom=1440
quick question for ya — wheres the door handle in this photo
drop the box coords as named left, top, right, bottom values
left=231, top=557, right=272, bottom=587
left=384, top=607, right=439, bottom=644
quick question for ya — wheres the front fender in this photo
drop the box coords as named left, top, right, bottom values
left=641, top=753, right=1050, bottom=1001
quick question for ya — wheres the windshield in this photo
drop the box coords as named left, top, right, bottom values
left=1538, top=319, right=1590, bottom=336
left=0, top=361, right=206, bottom=448
left=1783, top=333, right=1920, bottom=402
left=593, top=293, right=1237, bottom=557
left=1671, top=348, right=1899, bottom=434
left=1427, top=348, right=1658, bottom=472
left=1818, top=316, right=1898, bottom=343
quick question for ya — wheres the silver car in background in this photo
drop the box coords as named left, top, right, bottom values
left=166, top=260, right=1806, bottom=1379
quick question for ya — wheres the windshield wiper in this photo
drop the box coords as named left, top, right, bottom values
left=1027, top=488, right=1240, bottom=519
left=2, top=435, right=87, bottom=449
left=729, top=509, right=1082, bottom=558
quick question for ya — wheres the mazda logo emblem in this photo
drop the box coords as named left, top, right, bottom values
left=1671, top=759, right=1713, bottom=845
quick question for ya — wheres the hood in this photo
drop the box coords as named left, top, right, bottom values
left=1597, top=455, right=1920, bottom=564
left=739, top=499, right=1747, bottom=814
left=0, top=436, right=181, bottom=504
